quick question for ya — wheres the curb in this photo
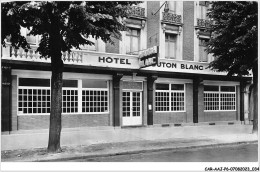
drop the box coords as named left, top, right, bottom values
left=36, top=140, right=258, bottom=162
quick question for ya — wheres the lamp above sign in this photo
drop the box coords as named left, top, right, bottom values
left=139, top=46, right=159, bottom=68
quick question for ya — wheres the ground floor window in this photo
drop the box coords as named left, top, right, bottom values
left=155, top=83, right=185, bottom=112
left=18, top=78, right=51, bottom=114
left=18, top=78, right=109, bottom=115
left=204, top=85, right=236, bottom=111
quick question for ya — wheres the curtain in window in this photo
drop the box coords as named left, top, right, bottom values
left=199, top=39, right=208, bottom=62
left=126, top=28, right=140, bottom=55
left=165, top=34, right=177, bottom=59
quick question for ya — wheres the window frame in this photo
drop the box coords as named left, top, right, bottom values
left=126, top=28, right=140, bottom=55
left=165, top=33, right=177, bottom=59
left=199, top=1, right=210, bottom=20
left=17, top=77, right=110, bottom=115
left=155, top=83, right=186, bottom=112
left=17, top=78, right=51, bottom=115
left=62, top=80, right=79, bottom=114
left=204, top=85, right=236, bottom=112
left=81, top=81, right=109, bottom=114
left=199, top=38, right=209, bottom=62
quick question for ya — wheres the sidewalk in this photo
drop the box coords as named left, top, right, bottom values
left=1, top=124, right=258, bottom=162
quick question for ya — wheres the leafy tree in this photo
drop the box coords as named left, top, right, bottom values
left=2, top=1, right=141, bottom=152
left=206, top=1, right=258, bottom=133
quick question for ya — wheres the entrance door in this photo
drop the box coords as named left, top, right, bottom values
left=122, top=91, right=142, bottom=126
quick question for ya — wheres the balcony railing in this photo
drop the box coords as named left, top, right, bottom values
left=1, top=43, right=140, bottom=70
left=162, top=12, right=182, bottom=24
left=197, top=18, right=212, bottom=28
left=2, top=44, right=83, bottom=64
left=130, top=6, right=145, bottom=18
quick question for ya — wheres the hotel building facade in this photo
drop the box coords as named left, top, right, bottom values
left=1, top=1, right=252, bottom=131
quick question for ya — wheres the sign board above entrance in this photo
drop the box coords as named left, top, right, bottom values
left=139, top=46, right=159, bottom=68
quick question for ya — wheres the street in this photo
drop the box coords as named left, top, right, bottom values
left=69, top=143, right=258, bottom=162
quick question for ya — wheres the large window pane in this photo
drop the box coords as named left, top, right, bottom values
left=82, top=80, right=107, bottom=88
left=63, top=80, right=78, bottom=87
left=155, top=92, right=169, bottom=111
left=171, top=84, right=184, bottom=90
left=82, top=90, right=109, bottom=113
left=155, top=83, right=185, bottom=112
left=221, top=86, right=235, bottom=92
left=204, top=92, right=219, bottom=110
left=204, top=85, right=219, bottom=91
left=220, top=93, right=236, bottom=110
left=62, top=89, right=78, bottom=113
left=171, top=92, right=185, bottom=111
left=18, top=88, right=51, bottom=114
left=156, top=83, right=169, bottom=90
left=122, top=81, right=142, bottom=90
left=19, top=78, right=50, bottom=87
left=204, top=85, right=236, bottom=111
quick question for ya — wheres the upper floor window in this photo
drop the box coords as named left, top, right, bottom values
left=165, top=33, right=177, bottom=59
left=199, top=1, right=210, bottom=19
left=126, top=28, right=140, bottom=55
left=168, top=1, right=176, bottom=13
left=199, top=38, right=209, bottom=62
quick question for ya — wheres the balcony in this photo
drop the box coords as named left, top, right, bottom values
left=2, top=44, right=83, bottom=64
left=162, top=12, right=182, bottom=24
left=1, top=43, right=140, bottom=69
left=129, top=6, right=145, bottom=18
left=197, top=18, right=212, bottom=29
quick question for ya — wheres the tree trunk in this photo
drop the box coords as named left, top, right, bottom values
left=47, top=14, right=64, bottom=153
left=48, top=67, right=63, bottom=152
left=252, top=63, right=258, bottom=134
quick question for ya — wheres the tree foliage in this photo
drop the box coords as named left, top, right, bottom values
left=2, top=1, right=140, bottom=55
left=206, top=1, right=258, bottom=76
left=2, top=1, right=141, bottom=152
left=206, top=1, right=258, bottom=133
